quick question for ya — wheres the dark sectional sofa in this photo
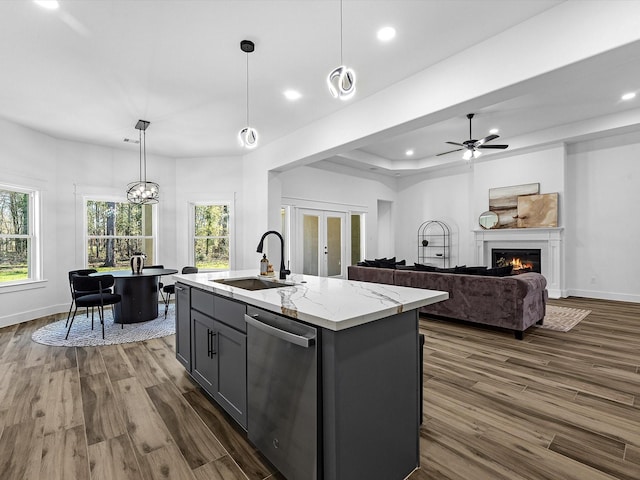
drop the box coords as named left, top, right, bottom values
left=347, top=265, right=548, bottom=339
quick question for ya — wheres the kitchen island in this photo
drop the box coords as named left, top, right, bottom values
left=172, top=270, right=448, bottom=480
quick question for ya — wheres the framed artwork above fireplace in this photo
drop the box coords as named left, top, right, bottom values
left=487, top=183, right=558, bottom=229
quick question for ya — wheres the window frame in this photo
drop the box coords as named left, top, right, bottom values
left=83, top=195, right=158, bottom=270
left=189, top=201, right=233, bottom=272
left=0, top=182, right=42, bottom=289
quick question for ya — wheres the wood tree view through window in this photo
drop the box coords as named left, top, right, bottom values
left=194, top=204, right=230, bottom=270
left=0, top=188, right=31, bottom=283
left=86, top=200, right=154, bottom=271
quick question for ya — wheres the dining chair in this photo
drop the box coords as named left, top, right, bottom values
left=66, top=274, right=122, bottom=340
left=162, top=266, right=198, bottom=317
left=143, top=264, right=165, bottom=303
left=65, top=268, right=98, bottom=328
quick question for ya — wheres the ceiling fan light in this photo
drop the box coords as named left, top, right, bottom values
left=473, top=149, right=482, bottom=159
left=462, top=149, right=473, bottom=161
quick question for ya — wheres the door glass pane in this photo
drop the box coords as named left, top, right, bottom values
left=303, top=214, right=318, bottom=276
left=327, top=216, right=341, bottom=277
left=351, top=214, right=361, bottom=265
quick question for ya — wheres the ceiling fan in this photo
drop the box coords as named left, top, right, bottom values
left=437, top=113, right=508, bottom=160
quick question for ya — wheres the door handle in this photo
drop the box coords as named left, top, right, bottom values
left=245, top=314, right=315, bottom=348
left=207, top=329, right=218, bottom=358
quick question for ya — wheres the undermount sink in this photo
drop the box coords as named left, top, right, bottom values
left=212, top=277, right=295, bottom=291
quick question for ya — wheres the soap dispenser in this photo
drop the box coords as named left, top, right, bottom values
left=260, top=253, right=269, bottom=275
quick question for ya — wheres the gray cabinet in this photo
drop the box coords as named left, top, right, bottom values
left=175, top=283, right=191, bottom=370
left=191, top=310, right=217, bottom=392
left=187, top=288, right=248, bottom=429
left=211, top=318, right=247, bottom=428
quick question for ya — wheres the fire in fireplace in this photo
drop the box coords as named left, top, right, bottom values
left=491, top=248, right=541, bottom=274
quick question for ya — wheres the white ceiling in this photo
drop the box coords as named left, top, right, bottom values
left=1, top=0, right=638, bottom=175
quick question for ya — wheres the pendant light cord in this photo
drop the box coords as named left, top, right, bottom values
left=139, top=128, right=143, bottom=184
left=246, top=52, right=250, bottom=125
left=142, top=128, right=147, bottom=184
left=340, top=0, right=343, bottom=65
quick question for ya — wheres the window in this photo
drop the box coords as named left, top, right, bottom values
left=86, top=200, right=155, bottom=271
left=0, top=185, right=40, bottom=285
left=192, top=203, right=230, bottom=270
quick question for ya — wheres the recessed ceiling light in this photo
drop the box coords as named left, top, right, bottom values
left=34, top=0, right=59, bottom=10
left=489, top=128, right=499, bottom=134
left=377, top=26, right=396, bottom=42
left=621, top=92, right=636, bottom=101
left=283, top=89, right=302, bottom=101
left=405, top=149, right=414, bottom=156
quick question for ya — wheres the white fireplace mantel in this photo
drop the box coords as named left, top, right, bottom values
left=474, top=227, right=565, bottom=298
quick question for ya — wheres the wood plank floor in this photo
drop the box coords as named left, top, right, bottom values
left=0, top=296, right=638, bottom=479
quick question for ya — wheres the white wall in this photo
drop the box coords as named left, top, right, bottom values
left=174, top=155, right=244, bottom=271
left=278, top=166, right=397, bottom=264
left=396, top=166, right=473, bottom=267
left=566, top=132, right=640, bottom=302
left=395, top=145, right=566, bottom=268
left=0, top=118, right=175, bottom=327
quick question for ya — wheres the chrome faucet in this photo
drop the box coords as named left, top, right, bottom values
left=256, top=230, right=291, bottom=280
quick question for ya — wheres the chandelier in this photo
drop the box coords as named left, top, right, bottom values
left=127, top=120, right=159, bottom=204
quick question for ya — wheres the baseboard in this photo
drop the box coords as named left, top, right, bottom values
left=567, top=289, right=640, bottom=304
left=0, top=303, right=69, bottom=329
left=0, top=300, right=172, bottom=330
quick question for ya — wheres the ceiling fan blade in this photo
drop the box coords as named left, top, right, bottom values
left=445, top=141, right=465, bottom=146
left=474, top=134, right=499, bottom=147
left=436, top=148, right=463, bottom=156
left=478, top=144, right=508, bottom=150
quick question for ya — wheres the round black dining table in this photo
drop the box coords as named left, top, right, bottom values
left=91, top=268, right=178, bottom=324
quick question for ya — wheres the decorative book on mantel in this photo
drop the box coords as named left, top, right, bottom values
left=486, top=182, right=558, bottom=229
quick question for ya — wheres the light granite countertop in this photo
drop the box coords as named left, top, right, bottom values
left=172, top=270, right=448, bottom=331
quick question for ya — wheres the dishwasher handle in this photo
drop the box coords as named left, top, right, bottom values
left=245, top=314, right=315, bottom=348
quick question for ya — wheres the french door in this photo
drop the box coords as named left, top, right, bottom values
left=296, top=209, right=346, bottom=278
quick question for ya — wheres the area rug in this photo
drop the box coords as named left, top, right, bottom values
left=31, top=304, right=175, bottom=347
left=536, top=305, right=591, bottom=332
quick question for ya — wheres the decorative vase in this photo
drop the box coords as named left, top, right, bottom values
left=130, top=253, right=146, bottom=274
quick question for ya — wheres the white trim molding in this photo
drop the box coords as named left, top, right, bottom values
left=474, top=227, right=565, bottom=299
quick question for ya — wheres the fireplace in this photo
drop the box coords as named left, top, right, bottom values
left=475, top=227, right=564, bottom=298
left=491, top=248, right=541, bottom=274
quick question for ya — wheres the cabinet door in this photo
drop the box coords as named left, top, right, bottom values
left=212, top=319, right=247, bottom=429
left=191, top=311, right=217, bottom=396
left=175, top=283, right=191, bottom=370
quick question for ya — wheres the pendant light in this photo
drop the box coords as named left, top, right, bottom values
left=238, top=40, right=258, bottom=149
left=127, top=120, right=159, bottom=204
left=327, top=0, right=356, bottom=100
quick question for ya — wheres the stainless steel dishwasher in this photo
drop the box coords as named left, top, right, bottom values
left=245, top=306, right=318, bottom=480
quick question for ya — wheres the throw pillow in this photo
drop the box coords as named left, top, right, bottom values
left=414, top=263, right=437, bottom=272
left=459, top=266, right=488, bottom=275
left=485, top=265, right=514, bottom=277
